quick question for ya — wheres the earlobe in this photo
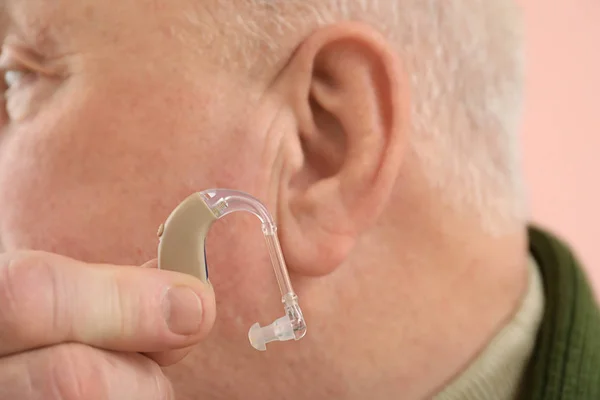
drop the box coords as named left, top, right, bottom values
left=274, top=22, right=409, bottom=277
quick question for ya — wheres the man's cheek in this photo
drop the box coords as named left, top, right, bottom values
left=0, top=174, right=156, bottom=262
left=0, top=159, right=57, bottom=251
left=0, top=129, right=107, bottom=256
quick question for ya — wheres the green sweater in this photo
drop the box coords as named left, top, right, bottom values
left=519, top=226, right=600, bottom=399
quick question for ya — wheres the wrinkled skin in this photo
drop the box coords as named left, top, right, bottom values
left=0, top=0, right=345, bottom=398
left=0, top=0, right=528, bottom=399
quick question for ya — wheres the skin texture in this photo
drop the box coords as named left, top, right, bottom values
left=0, top=0, right=529, bottom=399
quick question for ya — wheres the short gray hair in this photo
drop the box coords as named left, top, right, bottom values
left=204, top=0, right=527, bottom=233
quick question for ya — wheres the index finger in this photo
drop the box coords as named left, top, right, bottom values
left=0, top=251, right=216, bottom=357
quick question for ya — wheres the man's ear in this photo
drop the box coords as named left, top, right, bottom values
left=273, top=22, right=410, bottom=277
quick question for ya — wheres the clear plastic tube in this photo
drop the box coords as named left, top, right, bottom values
left=199, top=189, right=307, bottom=350
left=264, top=232, right=294, bottom=299
left=200, top=189, right=294, bottom=296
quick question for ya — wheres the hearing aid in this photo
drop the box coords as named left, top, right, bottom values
left=156, top=189, right=307, bottom=351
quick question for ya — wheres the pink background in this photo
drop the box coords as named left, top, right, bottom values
left=520, top=0, right=599, bottom=294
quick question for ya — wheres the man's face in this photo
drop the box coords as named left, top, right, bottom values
left=0, top=0, right=269, bottom=259
left=0, top=0, right=313, bottom=397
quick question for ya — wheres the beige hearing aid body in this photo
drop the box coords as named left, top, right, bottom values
left=156, top=189, right=306, bottom=351
left=157, top=194, right=214, bottom=282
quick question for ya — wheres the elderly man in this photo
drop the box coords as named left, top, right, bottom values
left=0, top=0, right=598, bottom=399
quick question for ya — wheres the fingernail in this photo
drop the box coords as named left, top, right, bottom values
left=163, top=287, right=203, bottom=335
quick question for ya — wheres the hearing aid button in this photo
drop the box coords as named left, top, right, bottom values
left=157, top=223, right=165, bottom=238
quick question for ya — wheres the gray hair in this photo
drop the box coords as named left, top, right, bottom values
left=199, top=0, right=527, bottom=234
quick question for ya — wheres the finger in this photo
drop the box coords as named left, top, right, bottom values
left=145, top=345, right=196, bottom=366
left=137, top=258, right=197, bottom=366
left=0, top=343, right=174, bottom=400
left=0, top=251, right=216, bottom=357
left=140, top=259, right=159, bottom=269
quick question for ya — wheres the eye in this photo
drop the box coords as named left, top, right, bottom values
left=0, top=45, right=42, bottom=92
left=4, top=69, right=30, bottom=89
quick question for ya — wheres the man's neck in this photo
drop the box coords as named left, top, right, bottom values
left=433, top=255, right=545, bottom=399
left=329, top=221, right=531, bottom=399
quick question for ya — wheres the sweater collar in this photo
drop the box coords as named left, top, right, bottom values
left=518, top=226, right=600, bottom=400
left=433, top=255, right=545, bottom=400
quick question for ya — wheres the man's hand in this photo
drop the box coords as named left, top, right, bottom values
left=0, top=251, right=216, bottom=399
